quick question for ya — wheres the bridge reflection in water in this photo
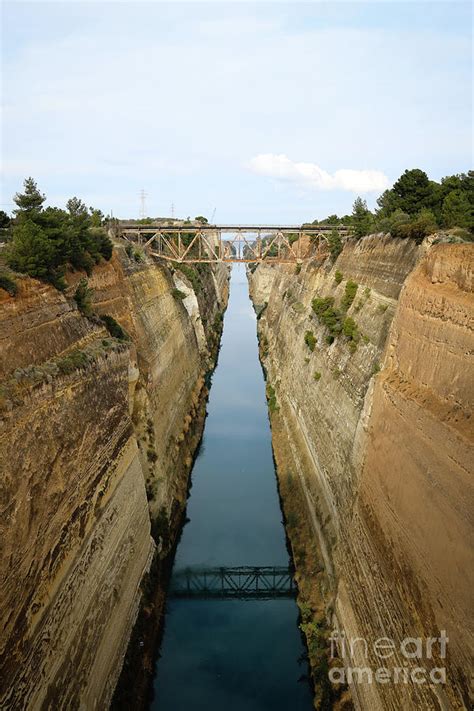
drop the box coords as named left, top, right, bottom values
left=169, top=566, right=296, bottom=600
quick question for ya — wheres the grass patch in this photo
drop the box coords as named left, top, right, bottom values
left=334, top=270, right=343, bottom=284
left=291, top=301, right=305, bottom=313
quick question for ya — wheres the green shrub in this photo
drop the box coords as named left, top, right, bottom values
left=341, top=279, right=358, bottom=311
left=172, top=287, right=187, bottom=300
left=266, top=383, right=279, bottom=413
left=0, top=273, right=18, bottom=296
left=304, top=330, right=317, bottom=351
left=147, top=447, right=158, bottom=463
left=291, top=301, right=305, bottom=313
left=327, top=229, right=343, bottom=261
left=334, top=270, right=343, bottom=284
left=175, top=263, right=201, bottom=292
left=299, top=601, right=313, bottom=624
left=342, top=316, right=359, bottom=341
left=152, top=506, right=169, bottom=547
left=125, top=243, right=133, bottom=258
left=295, top=263, right=301, bottom=275
left=101, top=314, right=129, bottom=341
left=57, top=349, right=90, bottom=374
left=311, top=297, right=343, bottom=338
left=74, top=278, right=93, bottom=316
left=313, top=371, right=321, bottom=381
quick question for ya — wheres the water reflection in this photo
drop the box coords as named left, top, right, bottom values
left=150, top=265, right=312, bottom=711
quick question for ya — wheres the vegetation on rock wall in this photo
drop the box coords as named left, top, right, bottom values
left=4, top=177, right=113, bottom=289
left=307, top=168, right=474, bottom=240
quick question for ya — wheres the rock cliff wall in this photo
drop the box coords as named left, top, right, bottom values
left=0, top=246, right=228, bottom=709
left=249, top=236, right=473, bottom=710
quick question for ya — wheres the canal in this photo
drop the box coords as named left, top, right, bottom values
left=150, top=264, right=312, bottom=710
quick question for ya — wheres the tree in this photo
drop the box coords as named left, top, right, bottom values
left=376, top=188, right=400, bottom=218
left=6, top=219, right=55, bottom=279
left=327, top=228, right=342, bottom=260
left=7, top=178, right=113, bottom=287
left=381, top=208, right=411, bottom=238
left=403, top=209, right=438, bottom=242
left=0, top=211, right=11, bottom=228
left=13, top=177, right=46, bottom=215
left=351, top=197, right=373, bottom=239
left=67, top=197, right=88, bottom=216
left=442, top=190, right=472, bottom=229
left=89, top=207, right=104, bottom=227
left=195, top=215, right=208, bottom=224
left=391, top=169, right=436, bottom=215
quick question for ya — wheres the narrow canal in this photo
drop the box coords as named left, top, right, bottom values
left=151, top=264, right=312, bottom=710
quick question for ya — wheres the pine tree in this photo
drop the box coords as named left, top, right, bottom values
left=13, top=177, right=46, bottom=215
left=442, top=190, right=472, bottom=229
left=351, top=197, right=373, bottom=239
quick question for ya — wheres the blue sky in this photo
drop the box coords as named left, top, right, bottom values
left=1, top=1, right=472, bottom=222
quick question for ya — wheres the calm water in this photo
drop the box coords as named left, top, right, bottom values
left=151, top=264, right=312, bottom=711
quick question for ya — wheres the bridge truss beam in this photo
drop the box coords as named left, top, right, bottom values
left=169, top=566, right=296, bottom=599
left=117, top=223, right=349, bottom=264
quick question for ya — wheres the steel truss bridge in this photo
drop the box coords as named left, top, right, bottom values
left=117, top=223, right=349, bottom=264
left=169, top=566, right=296, bottom=599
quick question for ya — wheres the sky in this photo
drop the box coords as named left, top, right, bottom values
left=1, top=1, right=472, bottom=222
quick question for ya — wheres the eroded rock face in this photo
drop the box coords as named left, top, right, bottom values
left=0, top=248, right=229, bottom=708
left=249, top=237, right=473, bottom=710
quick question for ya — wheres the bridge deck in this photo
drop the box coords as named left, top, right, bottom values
left=116, top=222, right=348, bottom=263
left=169, top=565, right=296, bottom=599
left=119, top=223, right=348, bottom=233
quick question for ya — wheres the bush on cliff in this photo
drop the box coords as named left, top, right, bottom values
left=74, top=278, right=93, bottom=316
left=341, top=280, right=358, bottom=311
left=311, top=297, right=343, bottom=339
left=6, top=178, right=113, bottom=288
left=327, top=229, right=343, bottom=261
left=0, top=273, right=18, bottom=296
left=304, top=330, right=317, bottom=351
left=100, top=314, right=129, bottom=341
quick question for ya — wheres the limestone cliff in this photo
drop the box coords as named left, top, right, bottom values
left=0, top=246, right=228, bottom=709
left=249, top=236, right=473, bottom=710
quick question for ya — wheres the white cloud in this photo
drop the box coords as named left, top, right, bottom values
left=248, top=154, right=390, bottom=193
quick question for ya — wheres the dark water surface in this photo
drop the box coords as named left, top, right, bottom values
left=150, top=264, right=312, bottom=711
